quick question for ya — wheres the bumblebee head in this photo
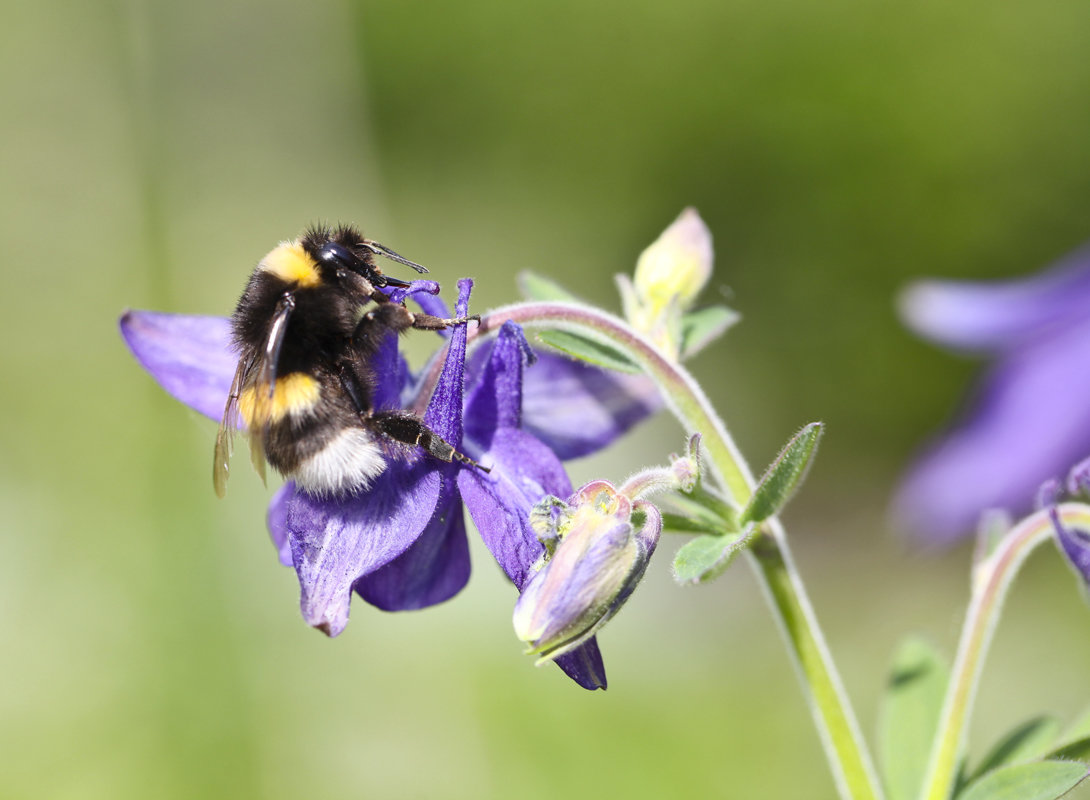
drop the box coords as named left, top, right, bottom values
left=300, top=224, right=429, bottom=290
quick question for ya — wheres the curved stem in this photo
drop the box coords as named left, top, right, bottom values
left=919, top=503, right=1090, bottom=800
left=462, top=301, right=883, bottom=800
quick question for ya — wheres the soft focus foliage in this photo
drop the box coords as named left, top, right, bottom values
left=5, top=0, right=1090, bottom=798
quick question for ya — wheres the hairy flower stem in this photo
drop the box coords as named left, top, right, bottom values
left=920, top=503, right=1090, bottom=800
left=448, top=300, right=883, bottom=800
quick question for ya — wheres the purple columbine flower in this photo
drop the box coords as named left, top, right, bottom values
left=121, top=279, right=648, bottom=689
left=895, top=244, right=1090, bottom=544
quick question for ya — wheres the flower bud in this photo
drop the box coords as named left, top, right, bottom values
left=513, top=480, right=661, bottom=663
left=633, top=207, right=714, bottom=312
left=621, top=208, right=714, bottom=358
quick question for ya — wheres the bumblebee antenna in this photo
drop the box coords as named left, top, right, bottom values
left=361, top=240, right=429, bottom=274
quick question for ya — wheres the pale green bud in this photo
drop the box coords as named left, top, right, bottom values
left=625, top=208, right=714, bottom=358
left=634, top=207, right=713, bottom=313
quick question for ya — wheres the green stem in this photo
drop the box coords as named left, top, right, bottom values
left=919, top=504, right=1089, bottom=800
left=466, top=301, right=883, bottom=800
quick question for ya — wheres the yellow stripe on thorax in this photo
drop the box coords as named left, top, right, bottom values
left=238, top=372, right=321, bottom=428
left=260, top=240, right=321, bottom=287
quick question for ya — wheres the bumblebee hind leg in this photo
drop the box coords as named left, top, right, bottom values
left=373, top=412, right=490, bottom=472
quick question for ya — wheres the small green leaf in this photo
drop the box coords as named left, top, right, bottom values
left=672, top=526, right=756, bottom=584
left=517, top=270, right=581, bottom=303
left=970, top=717, right=1062, bottom=782
left=879, top=637, right=950, bottom=800
left=534, top=329, right=641, bottom=373
left=956, top=760, right=1088, bottom=800
left=741, top=422, right=824, bottom=524
left=1047, top=735, right=1090, bottom=762
left=679, top=305, right=740, bottom=359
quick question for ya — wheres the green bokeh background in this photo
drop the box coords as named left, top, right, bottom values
left=4, top=1, right=1090, bottom=797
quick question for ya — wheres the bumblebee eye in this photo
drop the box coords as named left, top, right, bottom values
left=316, top=242, right=359, bottom=270
left=317, top=241, right=389, bottom=287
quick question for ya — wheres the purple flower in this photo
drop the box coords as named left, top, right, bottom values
left=121, top=279, right=648, bottom=689
left=895, top=244, right=1090, bottom=544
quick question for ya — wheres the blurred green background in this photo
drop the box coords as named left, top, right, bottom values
left=4, top=0, right=1090, bottom=797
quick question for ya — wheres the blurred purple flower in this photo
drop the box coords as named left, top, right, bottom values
left=895, top=244, right=1090, bottom=544
left=120, top=279, right=655, bottom=689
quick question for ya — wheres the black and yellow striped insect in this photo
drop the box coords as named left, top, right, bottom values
left=213, top=223, right=483, bottom=498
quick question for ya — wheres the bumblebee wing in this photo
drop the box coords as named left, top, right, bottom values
left=246, top=293, right=296, bottom=484
left=213, top=354, right=252, bottom=498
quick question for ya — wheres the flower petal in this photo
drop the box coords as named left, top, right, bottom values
left=267, top=482, right=295, bottom=567
left=354, top=476, right=470, bottom=611
left=459, top=429, right=571, bottom=588
left=899, top=245, right=1090, bottom=353
left=120, top=311, right=235, bottom=421
left=463, top=320, right=534, bottom=446
left=554, top=639, right=607, bottom=690
left=521, top=353, right=661, bottom=460
left=895, top=314, right=1090, bottom=543
left=285, top=465, right=442, bottom=636
left=421, top=279, right=472, bottom=444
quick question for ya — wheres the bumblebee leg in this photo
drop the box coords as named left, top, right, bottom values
left=372, top=412, right=490, bottom=472
left=353, top=305, right=480, bottom=349
left=410, top=312, right=481, bottom=332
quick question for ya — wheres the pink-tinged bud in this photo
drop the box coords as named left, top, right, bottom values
left=513, top=481, right=661, bottom=663
left=623, top=208, right=714, bottom=359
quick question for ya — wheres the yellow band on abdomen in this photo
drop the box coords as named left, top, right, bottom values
left=239, top=372, right=321, bottom=428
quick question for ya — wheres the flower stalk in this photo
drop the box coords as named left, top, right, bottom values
left=919, top=503, right=1090, bottom=800
left=457, top=300, right=883, bottom=800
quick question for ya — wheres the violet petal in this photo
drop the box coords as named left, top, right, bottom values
left=285, top=465, right=441, bottom=636
left=267, top=482, right=295, bottom=567
left=521, top=352, right=661, bottom=460
left=458, top=428, right=573, bottom=589
left=383, top=279, right=441, bottom=305
left=120, top=311, right=235, bottom=421
left=354, top=478, right=470, bottom=611
left=463, top=321, right=534, bottom=448
left=895, top=314, right=1090, bottom=543
left=899, top=245, right=1090, bottom=353
left=554, top=638, right=607, bottom=690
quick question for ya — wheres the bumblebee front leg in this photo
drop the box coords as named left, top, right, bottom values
left=372, top=411, right=490, bottom=472
left=357, top=298, right=479, bottom=335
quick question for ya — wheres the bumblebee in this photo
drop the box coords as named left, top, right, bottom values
left=213, top=223, right=483, bottom=498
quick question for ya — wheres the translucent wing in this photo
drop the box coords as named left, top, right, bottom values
left=212, top=292, right=296, bottom=497
left=212, top=354, right=252, bottom=498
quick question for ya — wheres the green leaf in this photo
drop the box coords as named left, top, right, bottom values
left=741, top=422, right=824, bottom=524
left=879, top=637, right=950, bottom=800
left=956, top=761, right=1088, bottom=800
left=679, top=304, right=740, bottom=359
left=970, top=717, right=1062, bottom=782
left=517, top=270, right=581, bottom=303
left=672, top=526, right=756, bottom=584
left=533, top=329, right=641, bottom=373
left=1047, top=735, right=1090, bottom=762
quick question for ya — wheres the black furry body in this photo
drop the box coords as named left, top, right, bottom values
left=214, top=224, right=477, bottom=497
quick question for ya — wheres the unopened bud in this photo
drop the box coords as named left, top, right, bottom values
left=513, top=480, right=661, bottom=663
left=634, top=208, right=713, bottom=313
